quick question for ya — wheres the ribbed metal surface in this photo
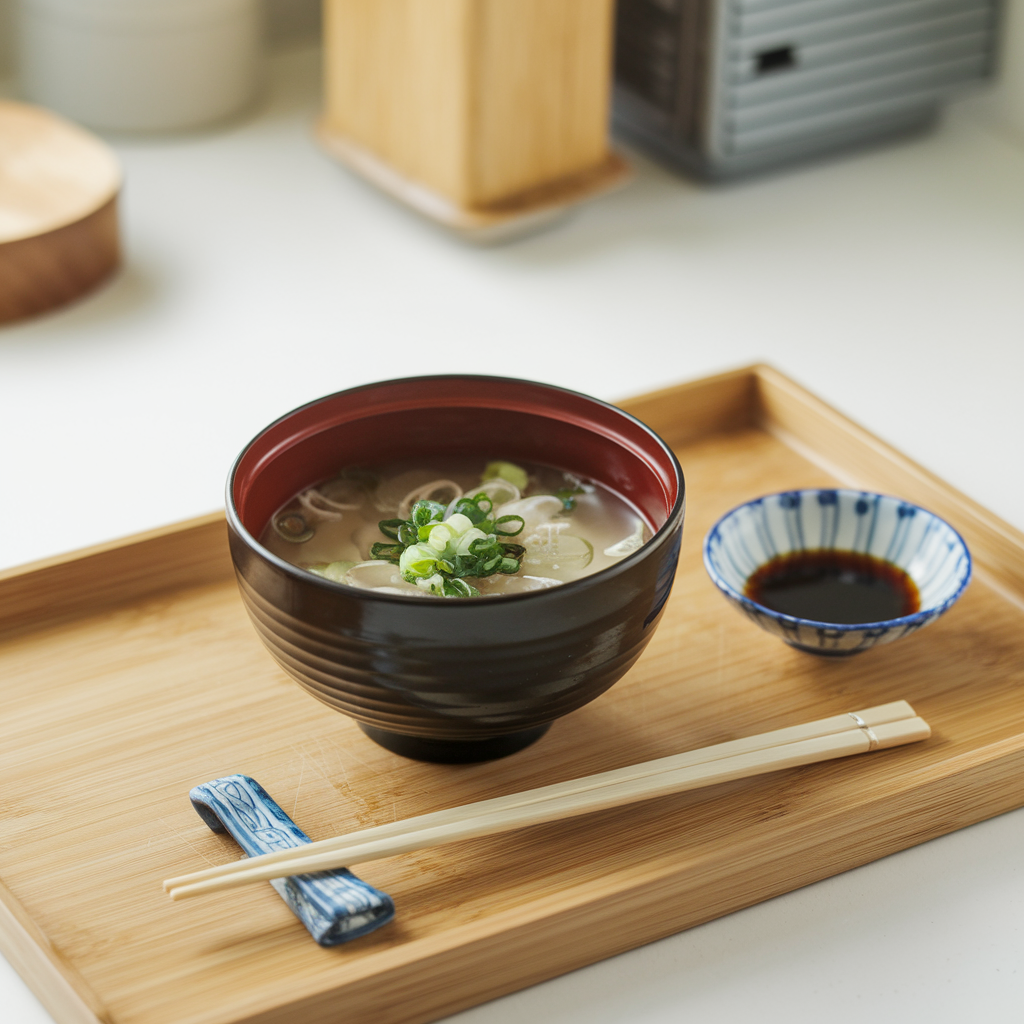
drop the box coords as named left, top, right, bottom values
left=735, top=0, right=985, bottom=34
left=721, top=0, right=997, bottom=155
left=733, top=9, right=992, bottom=85
left=615, top=0, right=685, bottom=113
left=613, top=0, right=997, bottom=176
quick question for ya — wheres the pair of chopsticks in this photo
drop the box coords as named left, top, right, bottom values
left=164, top=700, right=928, bottom=901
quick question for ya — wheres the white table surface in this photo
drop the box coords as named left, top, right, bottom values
left=2, top=44, right=1023, bottom=1024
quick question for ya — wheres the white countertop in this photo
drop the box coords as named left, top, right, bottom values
left=2, top=44, right=1023, bottom=1024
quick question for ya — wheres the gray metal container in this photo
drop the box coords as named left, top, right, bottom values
left=614, top=0, right=1000, bottom=179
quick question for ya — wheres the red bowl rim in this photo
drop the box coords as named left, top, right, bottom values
left=226, top=374, right=685, bottom=605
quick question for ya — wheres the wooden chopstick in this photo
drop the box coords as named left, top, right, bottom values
left=166, top=707, right=928, bottom=900
left=164, top=700, right=914, bottom=895
left=169, top=717, right=929, bottom=899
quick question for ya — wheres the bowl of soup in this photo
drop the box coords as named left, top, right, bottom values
left=227, top=375, right=685, bottom=763
left=703, top=489, right=971, bottom=656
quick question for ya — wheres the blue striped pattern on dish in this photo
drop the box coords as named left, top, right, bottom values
left=703, top=489, right=971, bottom=656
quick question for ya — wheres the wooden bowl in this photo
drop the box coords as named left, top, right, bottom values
left=0, top=101, right=121, bottom=324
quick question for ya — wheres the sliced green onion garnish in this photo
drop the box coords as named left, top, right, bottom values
left=376, top=488, right=529, bottom=598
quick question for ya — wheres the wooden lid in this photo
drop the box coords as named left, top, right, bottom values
left=0, top=100, right=121, bottom=246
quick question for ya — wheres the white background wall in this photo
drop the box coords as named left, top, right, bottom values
left=0, top=0, right=322, bottom=83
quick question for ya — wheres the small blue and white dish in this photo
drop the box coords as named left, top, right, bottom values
left=703, top=489, right=971, bottom=656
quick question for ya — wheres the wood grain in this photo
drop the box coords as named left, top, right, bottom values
left=1, top=367, right=1023, bottom=1024
left=0, top=512, right=229, bottom=642
left=0, top=101, right=121, bottom=323
left=320, top=0, right=625, bottom=232
left=0, top=879, right=110, bottom=1024
left=469, top=0, right=614, bottom=206
left=617, top=363, right=759, bottom=448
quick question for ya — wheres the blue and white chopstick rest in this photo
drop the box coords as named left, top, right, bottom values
left=189, top=774, right=394, bottom=945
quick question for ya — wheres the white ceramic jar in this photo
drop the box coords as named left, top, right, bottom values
left=16, top=0, right=264, bottom=132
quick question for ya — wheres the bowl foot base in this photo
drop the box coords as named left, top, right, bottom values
left=358, top=723, right=551, bottom=763
left=787, top=642, right=861, bottom=658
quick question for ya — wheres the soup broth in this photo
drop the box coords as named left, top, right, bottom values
left=259, top=458, right=651, bottom=598
left=745, top=550, right=920, bottom=624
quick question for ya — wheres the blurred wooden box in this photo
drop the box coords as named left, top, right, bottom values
left=320, top=0, right=629, bottom=238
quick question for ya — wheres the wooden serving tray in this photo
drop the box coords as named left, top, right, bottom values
left=3, top=366, right=1023, bottom=1024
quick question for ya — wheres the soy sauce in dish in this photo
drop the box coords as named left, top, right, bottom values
left=745, top=550, right=921, bottom=624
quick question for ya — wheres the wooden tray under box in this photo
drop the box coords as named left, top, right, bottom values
left=2, top=365, right=1023, bottom=1024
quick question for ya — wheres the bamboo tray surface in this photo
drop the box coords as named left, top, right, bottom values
left=3, top=366, right=1023, bottom=1024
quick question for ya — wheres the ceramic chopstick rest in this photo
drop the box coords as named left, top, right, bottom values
left=188, top=775, right=394, bottom=945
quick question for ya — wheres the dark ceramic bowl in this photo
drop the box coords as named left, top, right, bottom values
left=227, top=375, right=685, bottom=763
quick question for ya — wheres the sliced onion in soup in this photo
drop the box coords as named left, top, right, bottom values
left=495, top=494, right=563, bottom=536
left=522, top=522, right=594, bottom=574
